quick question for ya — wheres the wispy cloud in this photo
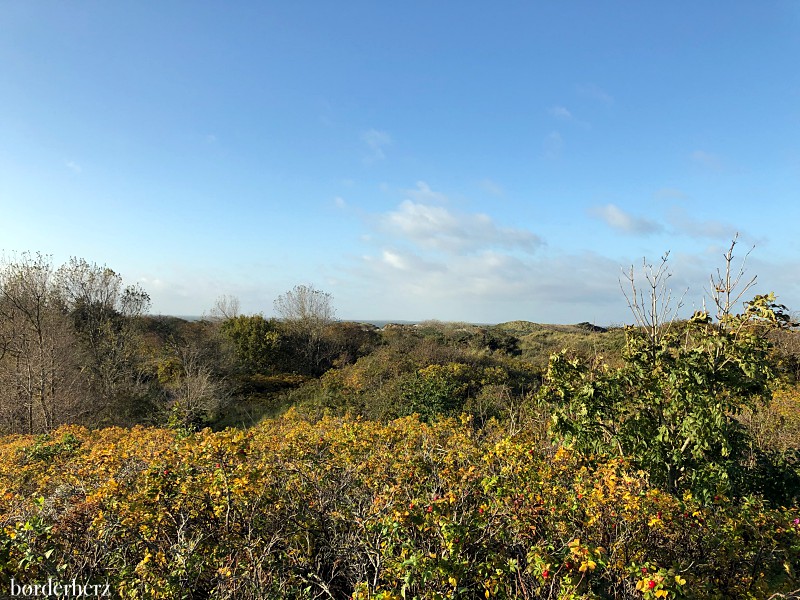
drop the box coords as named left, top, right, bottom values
left=543, top=132, right=564, bottom=159
left=406, top=181, right=448, bottom=204
left=333, top=196, right=347, bottom=209
left=654, top=188, right=689, bottom=201
left=377, top=248, right=446, bottom=273
left=346, top=182, right=619, bottom=322
left=549, top=105, right=591, bottom=129
left=479, top=178, right=504, bottom=197
left=380, top=249, right=410, bottom=271
left=691, top=150, right=722, bottom=171
left=138, top=276, right=165, bottom=290
left=383, top=198, right=541, bottom=254
left=136, top=264, right=287, bottom=318
left=576, top=83, right=614, bottom=105
left=361, top=129, right=392, bottom=162
left=354, top=243, right=624, bottom=323
left=65, top=160, right=82, bottom=174
left=592, top=199, right=744, bottom=241
left=666, top=206, right=742, bottom=240
left=591, top=203, right=662, bottom=235
left=549, top=105, right=573, bottom=120
left=347, top=182, right=775, bottom=323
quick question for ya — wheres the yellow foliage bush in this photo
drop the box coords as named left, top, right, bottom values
left=0, top=413, right=798, bottom=599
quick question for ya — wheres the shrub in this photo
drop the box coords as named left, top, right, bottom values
left=0, top=416, right=798, bottom=598
left=541, top=294, right=799, bottom=504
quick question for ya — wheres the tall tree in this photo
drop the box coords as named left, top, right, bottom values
left=274, top=285, right=337, bottom=375
left=0, top=253, right=85, bottom=433
left=54, top=257, right=151, bottom=425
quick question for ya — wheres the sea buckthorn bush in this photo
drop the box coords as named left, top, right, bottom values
left=1, top=412, right=798, bottom=599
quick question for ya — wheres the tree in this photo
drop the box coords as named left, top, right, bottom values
left=0, top=253, right=86, bottom=433
left=220, top=314, right=281, bottom=375
left=54, top=257, right=151, bottom=425
left=541, top=240, right=795, bottom=502
left=161, top=340, right=228, bottom=430
left=208, top=294, right=241, bottom=322
left=274, top=284, right=336, bottom=325
left=620, top=251, right=685, bottom=363
left=274, top=285, right=337, bottom=375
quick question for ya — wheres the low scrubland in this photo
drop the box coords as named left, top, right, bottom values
left=2, top=253, right=800, bottom=598
left=1, top=412, right=798, bottom=599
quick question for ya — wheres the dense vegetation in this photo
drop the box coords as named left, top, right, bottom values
left=1, top=250, right=799, bottom=598
left=2, top=416, right=798, bottom=599
left=0, top=253, right=629, bottom=434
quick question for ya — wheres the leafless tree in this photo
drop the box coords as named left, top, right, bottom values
left=274, top=284, right=336, bottom=325
left=165, top=341, right=229, bottom=428
left=0, top=253, right=87, bottom=433
left=274, top=285, right=337, bottom=374
left=620, top=252, right=686, bottom=358
left=706, top=234, right=757, bottom=326
left=207, top=294, right=241, bottom=322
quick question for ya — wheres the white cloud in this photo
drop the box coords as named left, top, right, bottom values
left=380, top=248, right=445, bottom=273
left=543, top=131, right=564, bottom=159
left=380, top=183, right=541, bottom=254
left=549, top=105, right=592, bottom=129
left=361, top=129, right=392, bottom=161
left=406, top=181, right=448, bottom=204
left=347, top=183, right=779, bottom=324
left=383, top=197, right=541, bottom=254
left=549, top=106, right=573, bottom=120
left=138, top=276, right=165, bottom=290
left=591, top=203, right=662, bottom=235
left=333, top=196, right=347, bottom=209
left=354, top=245, right=626, bottom=323
left=135, top=264, right=289, bottom=318
left=65, top=161, right=82, bottom=174
left=381, top=249, right=408, bottom=270
left=345, top=183, right=641, bottom=323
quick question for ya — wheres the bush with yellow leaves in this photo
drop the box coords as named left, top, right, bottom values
left=0, top=412, right=798, bottom=599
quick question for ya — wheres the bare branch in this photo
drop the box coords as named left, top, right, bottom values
left=208, top=294, right=241, bottom=322
left=620, top=252, right=685, bottom=353
left=707, top=234, right=758, bottom=325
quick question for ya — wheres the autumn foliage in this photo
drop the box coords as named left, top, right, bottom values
left=1, top=412, right=798, bottom=599
left=2, top=250, right=800, bottom=598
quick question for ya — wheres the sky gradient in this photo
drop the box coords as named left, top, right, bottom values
left=2, top=2, right=799, bottom=324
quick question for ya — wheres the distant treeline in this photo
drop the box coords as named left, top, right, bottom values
left=2, top=252, right=800, bottom=437
left=0, top=253, right=622, bottom=433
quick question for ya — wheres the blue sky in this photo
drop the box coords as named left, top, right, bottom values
left=1, top=2, right=799, bottom=324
